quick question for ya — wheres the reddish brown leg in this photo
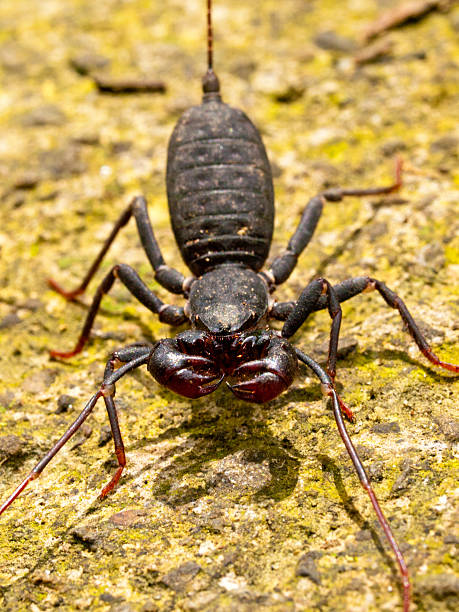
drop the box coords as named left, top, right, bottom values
left=325, top=156, right=403, bottom=199
left=296, top=349, right=410, bottom=612
left=279, top=275, right=458, bottom=376
left=48, top=205, right=132, bottom=300
left=98, top=345, right=153, bottom=498
left=281, top=278, right=355, bottom=420
left=0, top=392, right=102, bottom=517
left=268, top=158, right=403, bottom=286
left=50, top=266, right=119, bottom=359
left=0, top=348, right=150, bottom=517
left=48, top=195, right=185, bottom=298
left=366, top=278, right=458, bottom=373
left=336, top=395, right=355, bottom=422
left=50, top=264, right=186, bottom=359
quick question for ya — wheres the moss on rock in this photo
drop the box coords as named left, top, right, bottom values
left=0, top=1, right=458, bottom=611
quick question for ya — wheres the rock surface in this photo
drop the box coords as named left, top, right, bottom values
left=0, top=1, right=458, bottom=611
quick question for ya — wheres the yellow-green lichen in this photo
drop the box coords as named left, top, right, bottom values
left=1, top=1, right=458, bottom=611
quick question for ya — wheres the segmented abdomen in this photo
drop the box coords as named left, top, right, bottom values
left=166, top=99, right=274, bottom=276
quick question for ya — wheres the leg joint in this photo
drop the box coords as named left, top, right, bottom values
left=101, top=383, right=115, bottom=398
left=363, top=278, right=376, bottom=293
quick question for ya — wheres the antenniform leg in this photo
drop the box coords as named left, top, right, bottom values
left=0, top=346, right=151, bottom=517
left=50, top=263, right=187, bottom=359
left=265, top=160, right=402, bottom=286
left=48, top=195, right=186, bottom=298
left=295, top=349, right=411, bottom=612
left=276, top=276, right=458, bottom=374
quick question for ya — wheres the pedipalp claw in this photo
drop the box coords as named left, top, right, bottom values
left=232, top=360, right=266, bottom=377
left=228, top=372, right=288, bottom=403
left=176, top=372, right=224, bottom=398
left=148, top=338, right=224, bottom=398
left=184, top=355, right=217, bottom=369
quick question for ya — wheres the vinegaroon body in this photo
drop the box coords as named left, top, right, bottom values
left=1, top=2, right=458, bottom=611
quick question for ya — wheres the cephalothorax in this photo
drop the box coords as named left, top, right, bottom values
left=1, top=3, right=457, bottom=611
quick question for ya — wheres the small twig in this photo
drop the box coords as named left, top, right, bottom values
left=93, top=74, right=167, bottom=94
left=363, top=0, right=451, bottom=41
left=354, top=38, right=394, bottom=65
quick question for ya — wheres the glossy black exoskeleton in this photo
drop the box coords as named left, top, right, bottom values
left=1, top=3, right=458, bottom=611
left=167, top=73, right=274, bottom=277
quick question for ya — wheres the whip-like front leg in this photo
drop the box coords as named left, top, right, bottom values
left=0, top=346, right=151, bottom=516
left=295, top=349, right=411, bottom=612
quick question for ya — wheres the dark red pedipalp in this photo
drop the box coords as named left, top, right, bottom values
left=148, top=329, right=298, bottom=403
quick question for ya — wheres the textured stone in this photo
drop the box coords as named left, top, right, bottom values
left=0, top=3, right=457, bottom=612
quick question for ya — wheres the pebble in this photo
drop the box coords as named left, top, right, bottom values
left=314, top=31, right=356, bottom=52
left=295, top=552, right=321, bottom=584
left=160, top=561, right=201, bottom=592
left=370, top=421, right=401, bottom=434
left=21, top=104, right=66, bottom=127
left=69, top=52, right=111, bottom=75
left=0, top=434, right=24, bottom=460
left=56, top=394, right=77, bottom=413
